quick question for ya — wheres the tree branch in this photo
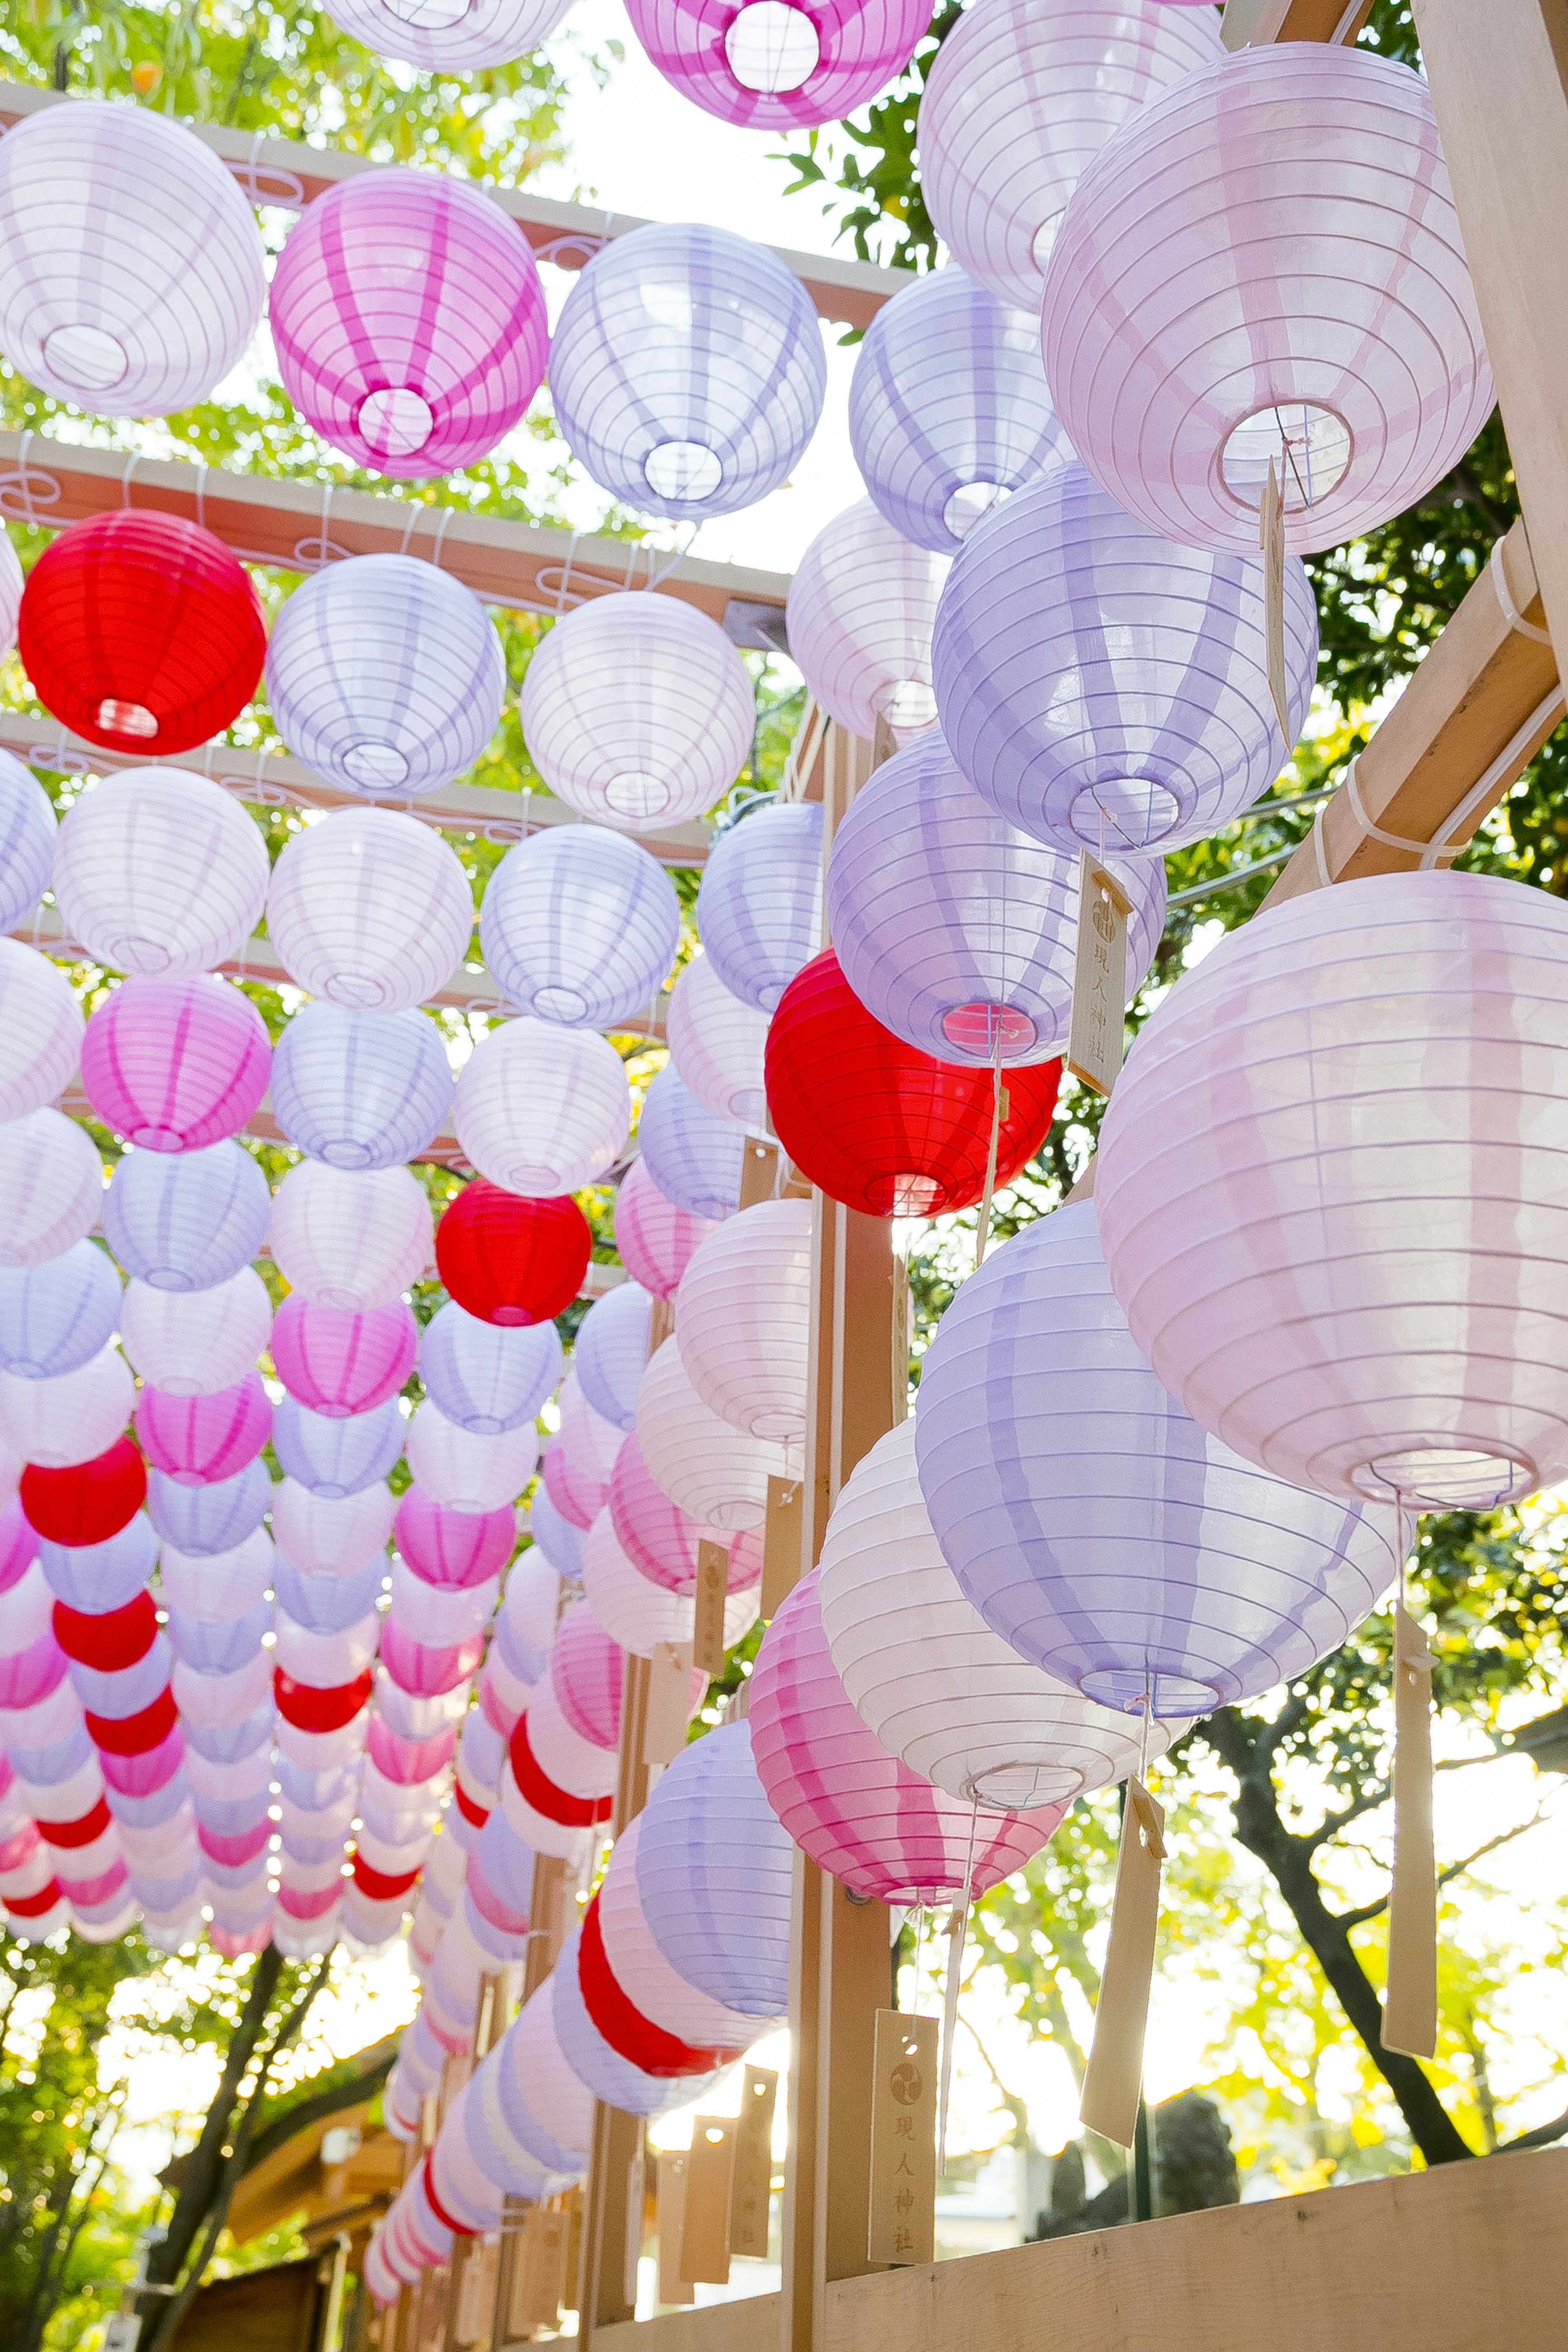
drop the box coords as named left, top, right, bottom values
left=1334, top=1813, right=1550, bottom=1932
left=1498, top=2102, right=1568, bottom=2156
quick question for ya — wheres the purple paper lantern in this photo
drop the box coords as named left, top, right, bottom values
left=147, top=1457, right=272, bottom=1556
left=479, top=826, right=680, bottom=1030
left=102, top=1139, right=270, bottom=1294
left=634, top=1719, right=792, bottom=2014
left=417, top=1302, right=561, bottom=1437
left=525, top=1486, right=586, bottom=1583
left=135, top=1373, right=272, bottom=1487
left=623, top=0, right=929, bottom=130
left=271, top=1003, right=454, bottom=1172
left=0, top=1241, right=121, bottom=1382
left=696, top=799, right=821, bottom=1015
left=272, top=1295, right=418, bottom=1420
left=80, top=976, right=270, bottom=1154
left=0, top=752, right=57, bottom=934
left=636, top=1068, right=742, bottom=1225
left=38, top=1515, right=158, bottom=1614
left=572, top=1284, right=651, bottom=1434
left=272, top=1395, right=406, bottom=1500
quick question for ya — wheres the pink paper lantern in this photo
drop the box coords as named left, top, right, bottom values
left=395, top=1487, right=515, bottom=1591
left=379, top=1616, right=485, bottom=1700
left=607, top=1431, right=713, bottom=1596
left=134, top=1372, right=272, bottom=1487
left=80, top=976, right=270, bottom=1153
left=624, top=0, right=928, bottom=129
left=271, top=1294, right=418, bottom=1420
left=550, top=1605, right=624, bottom=1753
left=613, top=1157, right=716, bottom=1301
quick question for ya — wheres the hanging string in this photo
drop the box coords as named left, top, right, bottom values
left=936, top=1802, right=981, bottom=2178
left=973, top=1024, right=1007, bottom=1276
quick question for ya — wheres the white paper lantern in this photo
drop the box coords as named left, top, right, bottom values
left=675, top=1199, right=811, bottom=1443
left=0, top=1342, right=132, bottom=1469
left=53, top=770, right=268, bottom=979
left=0, top=748, right=57, bottom=934
left=390, top=1560, right=498, bottom=1652
left=0, top=940, right=86, bottom=1126
left=270, top=1161, right=435, bottom=1311
left=272, top=1476, right=396, bottom=1576
left=0, top=102, right=267, bottom=416
left=453, top=1019, right=630, bottom=1197
left=785, top=501, right=948, bottom=743
left=120, top=1266, right=273, bottom=1397
left=479, top=826, right=681, bottom=1030
left=520, top=595, right=754, bottom=832
left=159, top=1530, right=274, bottom=1623
left=266, top=808, right=474, bottom=1014
left=0, top=1110, right=104, bottom=1271
left=581, top=1507, right=757, bottom=1660
left=326, top=0, right=575, bottom=70
left=405, top=1400, right=540, bottom=1515
left=666, top=954, right=769, bottom=1131
left=635, top=1335, right=787, bottom=1531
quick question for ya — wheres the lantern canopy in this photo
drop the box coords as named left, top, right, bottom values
left=479, top=826, right=681, bottom=1030
left=453, top=1019, right=631, bottom=1197
left=785, top=502, right=947, bottom=745
left=434, top=1184, right=591, bottom=1329
left=52, top=769, right=269, bottom=980
left=636, top=1069, right=743, bottom=1225
left=266, top=807, right=474, bottom=1015
left=624, top=0, right=929, bottom=131
left=695, top=800, right=821, bottom=1015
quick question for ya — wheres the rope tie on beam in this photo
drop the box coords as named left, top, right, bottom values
left=1490, top=536, right=1554, bottom=644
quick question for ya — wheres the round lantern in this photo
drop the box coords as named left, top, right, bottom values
left=637, top=1069, right=742, bottom=1224
left=396, top=1487, right=515, bottom=1588
left=272, top=1295, right=418, bottom=1420
left=933, top=467, right=1320, bottom=854
left=520, top=594, right=754, bottom=833
left=636, top=1336, right=786, bottom=1531
left=390, top=1558, right=497, bottom=1652
left=162, top=1529, right=273, bottom=1624
left=695, top=800, right=820, bottom=1016
left=635, top=1719, right=792, bottom=2013
left=826, top=736, right=1165, bottom=1067
left=136, top=1372, right=270, bottom=1487
left=917, top=0, right=1223, bottom=310
left=270, top=1161, right=434, bottom=1312
left=582, top=1506, right=753, bottom=1658
left=0, top=752, right=57, bottom=936
left=325, top=0, right=575, bottom=71
left=1098, top=870, right=1568, bottom=1512
left=542, top=1440, right=602, bottom=1535
left=20, top=514, right=265, bottom=758
left=271, top=1003, right=453, bottom=1173
left=0, top=1111, right=105, bottom=1271
left=52, top=768, right=269, bottom=980
left=822, top=1420, right=1169, bottom=1809
left=558, top=1375, right=622, bottom=1489
left=266, top=807, right=474, bottom=1015
left=612, top=1158, right=715, bottom=1301
left=0, top=1345, right=132, bottom=1469
left=550, top=1606, right=622, bottom=1752
left=80, top=977, right=270, bottom=1154
left=273, top=1476, right=395, bottom=1575
left=419, top=1303, right=560, bottom=1436
left=120, top=1266, right=271, bottom=1398
left=0, top=939, right=78, bottom=1124
left=22, top=1436, right=143, bottom=1548
left=480, top=826, right=681, bottom=1029
left=548, top=223, right=826, bottom=522
left=0, top=101, right=267, bottom=415
left=0, top=1241, right=120, bottom=1384
left=526, top=1487, right=586, bottom=1583
left=1041, top=44, right=1494, bottom=555
left=766, top=949, right=1061, bottom=1215
left=276, top=1665, right=374, bottom=1736
left=608, top=1432, right=748, bottom=1596
left=666, top=955, right=769, bottom=1130
left=675, top=1199, right=810, bottom=1442
left=572, top=1285, right=650, bottom=1434
left=147, top=1457, right=271, bottom=1558
left=266, top=558, right=506, bottom=798
left=102, top=1138, right=269, bottom=1295
left=405, top=1401, right=539, bottom=1515
left=274, top=1396, right=405, bottom=1500
left=749, top=1571, right=1065, bottom=1902
left=624, top=0, right=927, bottom=129
left=597, top=1814, right=762, bottom=2051
left=452, top=1019, right=630, bottom=1197
left=39, top=1516, right=157, bottom=1616
left=786, top=502, right=948, bottom=744
left=849, top=267, right=1073, bottom=553
left=271, top=170, right=548, bottom=482
left=435, top=1183, right=590, bottom=1327
left=916, top=1202, right=1400, bottom=1714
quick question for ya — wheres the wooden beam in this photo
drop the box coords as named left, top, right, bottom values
left=1222, top=0, right=1374, bottom=41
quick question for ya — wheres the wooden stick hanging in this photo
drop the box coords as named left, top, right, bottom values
left=1078, top=1775, right=1166, bottom=2150
left=1383, top=1596, right=1439, bottom=2060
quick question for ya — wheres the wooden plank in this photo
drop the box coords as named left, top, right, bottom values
left=1222, top=0, right=1374, bottom=40
left=596, top=2295, right=781, bottom=2352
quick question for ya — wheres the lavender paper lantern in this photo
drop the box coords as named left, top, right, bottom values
left=636, top=1069, right=742, bottom=1225
left=271, top=170, right=548, bottom=482
left=826, top=733, right=1165, bottom=1066
left=526, top=1487, right=586, bottom=1582
left=266, top=807, right=474, bottom=1015
left=326, top=0, right=575, bottom=70
left=270, top=1162, right=434, bottom=1312
left=786, top=502, right=947, bottom=745
left=453, top=1020, right=630, bottom=1197
left=551, top=1921, right=721, bottom=2118
left=53, top=770, right=269, bottom=979
left=80, top=976, right=270, bottom=1155
left=1041, top=45, right=1494, bottom=555
left=548, top=223, right=826, bottom=521
left=0, top=1111, right=104, bottom=1272
left=915, top=1202, right=1400, bottom=1716
left=272, top=1558, right=383, bottom=1639
left=38, top=1514, right=157, bottom=1614
left=159, top=1529, right=273, bottom=1623
left=271, top=1004, right=453, bottom=1173
left=0, top=1242, right=120, bottom=1383
left=0, top=941, right=83, bottom=1128
left=102, top=1139, right=269, bottom=1294
left=273, top=1295, right=418, bottom=1419
left=120, top=1266, right=272, bottom=1397
left=0, top=754, right=57, bottom=935
left=572, top=1285, right=650, bottom=1434
left=695, top=800, right=820, bottom=1015
left=917, top=0, right=1223, bottom=311
left=148, top=1458, right=272, bottom=1556
left=612, top=1159, right=716, bottom=1300
left=666, top=954, right=769, bottom=1130
left=420, top=1304, right=561, bottom=1438
left=625, top=0, right=928, bottom=129
left=267, top=558, right=506, bottom=800
left=479, top=827, right=680, bottom=1028
left=520, top=595, right=754, bottom=832
left=635, top=1719, right=792, bottom=2013
left=675, top=1199, right=811, bottom=1442
left=274, top=1396, right=406, bottom=1500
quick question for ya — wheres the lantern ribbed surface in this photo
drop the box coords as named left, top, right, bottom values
left=676, top=1199, right=811, bottom=1443
left=0, top=1345, right=133, bottom=1470
left=666, top=954, right=770, bottom=1132
left=270, top=1162, right=434, bottom=1312
left=634, top=1719, right=793, bottom=2014
left=396, top=1487, right=515, bottom=1588
left=0, top=1112, right=105, bottom=1271
left=766, top=950, right=1061, bottom=1216
left=479, top=827, right=680, bottom=1029
left=147, top=1457, right=270, bottom=1557
left=0, top=1243, right=121, bottom=1384
left=102, top=1140, right=268, bottom=1295
left=326, top=0, right=575, bottom=71
left=270, top=169, right=548, bottom=482
left=521, top=595, right=754, bottom=832
left=635, top=1336, right=786, bottom=1531
left=748, top=1570, right=1065, bottom=1902
left=612, top=1159, right=715, bottom=1301
left=20, top=514, right=267, bottom=760
left=1098, top=872, right=1568, bottom=1512
left=850, top=267, right=1074, bottom=553
left=572, top=1284, right=651, bottom=1434
left=933, top=466, right=1319, bottom=853
left=918, top=0, right=1223, bottom=311
left=636, top=1069, right=743, bottom=1224
left=453, top=1019, right=630, bottom=1197
left=598, top=1815, right=760, bottom=2050
left=419, top=1302, right=561, bottom=1436
left=582, top=1506, right=746, bottom=1658
left=271, top=1003, right=453, bottom=1173
left=405, top=1401, right=539, bottom=1515
left=275, top=1396, right=405, bottom=1500
left=607, top=1433, right=714, bottom=1596
left=550, top=1606, right=623, bottom=1752
left=624, top=0, right=928, bottom=130
left=136, top=1373, right=272, bottom=1487
left=827, top=735, right=1165, bottom=1068
left=0, top=753, right=57, bottom=936
left=1041, top=44, right=1494, bottom=555
left=434, top=1184, right=591, bottom=1327
left=80, top=978, right=270, bottom=1155
left=0, top=101, right=267, bottom=416
left=272, top=1296, right=418, bottom=1419
left=915, top=1202, right=1399, bottom=1716
left=695, top=800, right=820, bottom=1015
left=549, top=223, right=826, bottom=521
left=266, top=807, right=474, bottom=1014
left=0, top=942, right=85, bottom=1126
left=266, top=557, right=506, bottom=799
left=52, top=768, right=269, bottom=981
left=274, top=1477, right=394, bottom=1574
left=120, top=1267, right=272, bottom=1398
left=786, top=502, right=947, bottom=744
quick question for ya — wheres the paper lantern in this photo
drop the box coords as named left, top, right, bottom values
left=549, top=223, right=826, bottom=521
left=609, top=1432, right=718, bottom=1595
left=636, top=1336, right=786, bottom=1531
left=120, top=1267, right=272, bottom=1398
left=676, top=1199, right=810, bottom=1442
left=23, top=1437, right=145, bottom=1549
left=572, top=1285, right=650, bottom=1434
left=266, top=807, right=474, bottom=1014
left=405, top=1401, right=539, bottom=1516
left=161, top=1530, right=274, bottom=1624
left=637, top=1069, right=742, bottom=1225
left=786, top=502, right=948, bottom=744
left=52, top=768, right=269, bottom=981
left=147, top=1458, right=271, bottom=1558
left=554, top=1919, right=723, bottom=2113
left=525, top=1488, right=586, bottom=1583
left=520, top=594, right=754, bottom=832
left=0, top=1345, right=133, bottom=1470
left=918, top=0, right=1223, bottom=310
left=666, top=954, right=769, bottom=1133
left=20, top=514, right=265, bottom=760
left=102, top=1139, right=269, bottom=1295
left=826, top=735, right=1165, bottom=1066
left=0, top=100, right=266, bottom=415
left=418, top=1304, right=560, bottom=1437
left=435, top=1183, right=590, bottom=1329
left=274, top=1396, right=406, bottom=1500
left=479, top=824, right=680, bottom=1032
left=1098, top=869, right=1568, bottom=1512
left=0, top=1243, right=120, bottom=1384
left=273, top=1477, right=394, bottom=1575
left=276, top=1666, right=374, bottom=1735
left=396, top=1487, right=515, bottom=1589
left=271, top=1003, right=453, bottom=1173
left=849, top=267, right=1073, bottom=552
left=326, top=0, right=574, bottom=67
left=39, top=1523, right=157, bottom=1622
left=916, top=1202, right=1400, bottom=1715
left=549, top=1604, right=622, bottom=1753
left=0, top=941, right=86, bottom=1126
left=273, top=1556, right=383, bottom=1639
left=1041, top=44, right=1494, bottom=555
left=272, top=1295, right=417, bottom=1420
left=933, top=468, right=1319, bottom=855
left=135, top=1372, right=270, bottom=1486
left=695, top=800, right=820, bottom=1017
left=597, top=1815, right=762, bottom=2054
left=80, top=977, right=270, bottom=1155
left=634, top=1719, right=791, bottom=2013
left=453, top=1019, right=630, bottom=1197
left=558, top=1376, right=622, bottom=1489
left=0, top=1111, right=104, bottom=1271
left=379, top=1614, right=484, bottom=1700
left=625, top=0, right=927, bottom=128
left=574, top=1890, right=731, bottom=2082
left=749, top=1570, right=1065, bottom=1901
left=612, top=1163, right=715, bottom=1309
left=0, top=753, right=57, bottom=935
left=270, top=1161, right=434, bottom=1312
left=541, top=1440, right=599, bottom=1534
left=767, top=950, right=1061, bottom=1215
left=581, top=1506, right=748, bottom=1658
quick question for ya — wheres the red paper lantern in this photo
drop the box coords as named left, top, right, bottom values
left=274, top=1665, right=374, bottom=1734
left=352, top=1852, right=421, bottom=1903
left=22, top=1438, right=146, bottom=1547
left=508, top=1713, right=614, bottom=1830
left=53, top=1591, right=158, bottom=1674
left=35, top=1796, right=112, bottom=1849
left=435, top=1180, right=592, bottom=1327
left=577, top=1891, right=725, bottom=2078
left=19, top=512, right=267, bottom=757
left=453, top=1781, right=490, bottom=1830
left=765, top=949, right=1062, bottom=1217
left=85, top=1683, right=178, bottom=1755
left=422, top=2151, right=477, bottom=2241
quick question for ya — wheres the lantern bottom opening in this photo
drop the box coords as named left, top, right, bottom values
left=320, top=1139, right=379, bottom=1170
left=1221, top=401, right=1352, bottom=517
left=1080, top=1665, right=1220, bottom=1720
left=44, top=321, right=130, bottom=393
left=940, top=1000, right=1039, bottom=1059
left=726, top=0, right=820, bottom=92
left=324, top=976, right=402, bottom=1011
left=384, top=0, right=469, bottom=25
left=96, top=698, right=159, bottom=742
left=129, top=1126, right=188, bottom=1153
left=504, top=1163, right=563, bottom=1192
left=874, top=679, right=938, bottom=738
left=962, top=1759, right=1081, bottom=1813
left=531, top=985, right=591, bottom=1022
left=1069, top=776, right=1182, bottom=852
left=943, top=480, right=1012, bottom=542
left=606, top=769, right=673, bottom=819
left=644, top=441, right=723, bottom=502
left=342, top=741, right=412, bottom=789
left=357, top=386, right=436, bottom=460
left=1353, top=1445, right=1535, bottom=1512
left=143, top=1266, right=198, bottom=1294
